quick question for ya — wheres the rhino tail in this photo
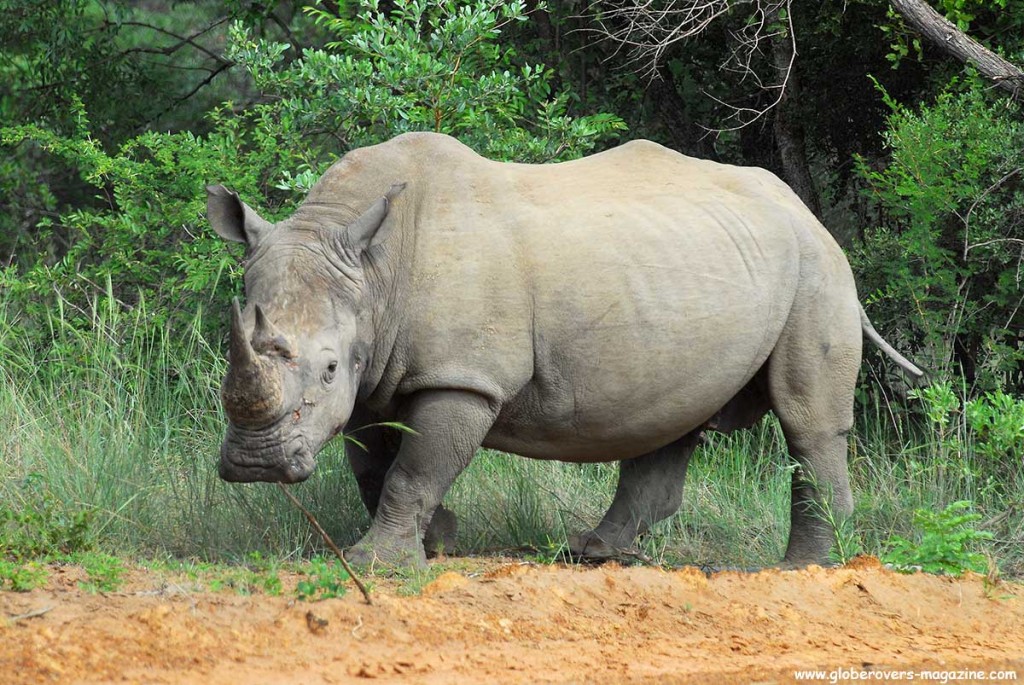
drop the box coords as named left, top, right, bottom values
left=859, top=304, right=926, bottom=380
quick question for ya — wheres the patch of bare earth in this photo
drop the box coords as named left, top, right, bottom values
left=2, top=557, right=1022, bottom=684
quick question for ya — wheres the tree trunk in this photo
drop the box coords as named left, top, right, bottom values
left=770, top=22, right=822, bottom=220
left=890, top=0, right=1024, bottom=96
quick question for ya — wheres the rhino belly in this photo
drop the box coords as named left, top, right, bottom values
left=484, top=318, right=773, bottom=462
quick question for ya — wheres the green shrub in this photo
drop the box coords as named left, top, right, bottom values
left=0, top=561, right=48, bottom=592
left=0, top=473, right=95, bottom=561
left=882, top=500, right=993, bottom=575
left=855, top=78, right=1024, bottom=392
left=966, top=389, right=1024, bottom=465
left=907, top=380, right=1023, bottom=493
left=230, top=0, right=625, bottom=173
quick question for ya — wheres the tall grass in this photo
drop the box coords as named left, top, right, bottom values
left=0, top=288, right=363, bottom=560
left=2, top=290, right=1020, bottom=573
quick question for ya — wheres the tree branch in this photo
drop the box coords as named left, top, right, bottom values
left=138, top=61, right=233, bottom=131
left=113, top=18, right=232, bottom=66
left=586, top=0, right=795, bottom=130
left=890, top=0, right=1024, bottom=97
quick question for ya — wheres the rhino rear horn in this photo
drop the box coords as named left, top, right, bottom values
left=252, top=304, right=297, bottom=359
left=346, top=182, right=407, bottom=250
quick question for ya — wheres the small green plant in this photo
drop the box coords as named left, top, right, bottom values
left=786, top=464, right=864, bottom=566
left=827, top=510, right=865, bottom=567
left=0, top=560, right=48, bottom=591
left=205, top=556, right=284, bottom=596
left=0, top=475, right=95, bottom=561
left=908, top=381, right=961, bottom=433
left=527, top=536, right=574, bottom=565
left=391, top=565, right=445, bottom=597
left=296, top=556, right=350, bottom=601
left=76, top=551, right=127, bottom=593
left=883, top=500, right=994, bottom=575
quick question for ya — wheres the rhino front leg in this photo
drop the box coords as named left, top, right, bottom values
left=346, top=390, right=496, bottom=569
left=569, top=433, right=698, bottom=559
left=345, top=405, right=457, bottom=558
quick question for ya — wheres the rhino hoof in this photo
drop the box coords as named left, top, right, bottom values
left=345, top=541, right=427, bottom=571
left=567, top=531, right=622, bottom=560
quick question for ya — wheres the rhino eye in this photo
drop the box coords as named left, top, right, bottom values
left=322, top=361, right=338, bottom=384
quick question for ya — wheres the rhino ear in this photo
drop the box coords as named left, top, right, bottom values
left=345, top=183, right=407, bottom=251
left=206, top=185, right=272, bottom=246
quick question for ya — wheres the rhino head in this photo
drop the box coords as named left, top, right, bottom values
left=206, top=182, right=404, bottom=483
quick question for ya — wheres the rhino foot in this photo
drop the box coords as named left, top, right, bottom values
left=567, top=530, right=638, bottom=561
left=773, top=558, right=839, bottom=571
left=346, top=536, right=427, bottom=571
left=423, top=506, right=457, bottom=558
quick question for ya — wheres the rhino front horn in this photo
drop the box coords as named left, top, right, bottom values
left=228, top=298, right=257, bottom=368
left=222, top=298, right=284, bottom=427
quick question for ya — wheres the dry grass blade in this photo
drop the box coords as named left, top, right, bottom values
left=277, top=483, right=372, bottom=605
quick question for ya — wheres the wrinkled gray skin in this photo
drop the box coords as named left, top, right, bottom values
left=209, top=132, right=923, bottom=569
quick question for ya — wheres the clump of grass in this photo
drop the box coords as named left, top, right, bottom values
left=449, top=451, right=616, bottom=554
left=77, top=551, right=128, bottom=593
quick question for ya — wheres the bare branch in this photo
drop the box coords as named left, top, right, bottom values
left=960, top=168, right=1022, bottom=259
left=112, top=17, right=232, bottom=66
left=277, top=483, right=373, bottom=605
left=585, top=0, right=795, bottom=130
left=154, top=62, right=233, bottom=116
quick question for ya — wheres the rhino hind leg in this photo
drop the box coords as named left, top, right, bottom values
left=767, top=295, right=861, bottom=567
left=569, top=433, right=699, bottom=560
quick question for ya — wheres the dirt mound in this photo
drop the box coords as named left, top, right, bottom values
left=2, top=559, right=1022, bottom=684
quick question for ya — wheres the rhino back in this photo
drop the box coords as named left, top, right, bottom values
left=316, top=133, right=848, bottom=461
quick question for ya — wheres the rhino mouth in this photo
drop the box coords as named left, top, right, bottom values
left=219, top=426, right=316, bottom=484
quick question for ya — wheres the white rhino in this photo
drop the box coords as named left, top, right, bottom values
left=207, top=132, right=922, bottom=568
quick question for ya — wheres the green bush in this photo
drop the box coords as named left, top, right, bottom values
left=882, top=500, right=993, bottom=575
left=907, top=380, right=1023, bottom=494
left=0, top=0, right=624, bottom=354
left=854, top=78, right=1024, bottom=392
left=966, top=389, right=1024, bottom=464
left=228, top=0, right=625, bottom=173
left=0, top=473, right=94, bottom=561
left=0, top=110, right=283, bottom=341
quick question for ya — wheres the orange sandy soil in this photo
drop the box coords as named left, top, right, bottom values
left=2, top=556, right=1022, bottom=684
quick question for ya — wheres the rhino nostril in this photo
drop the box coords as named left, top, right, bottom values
left=286, top=436, right=310, bottom=463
